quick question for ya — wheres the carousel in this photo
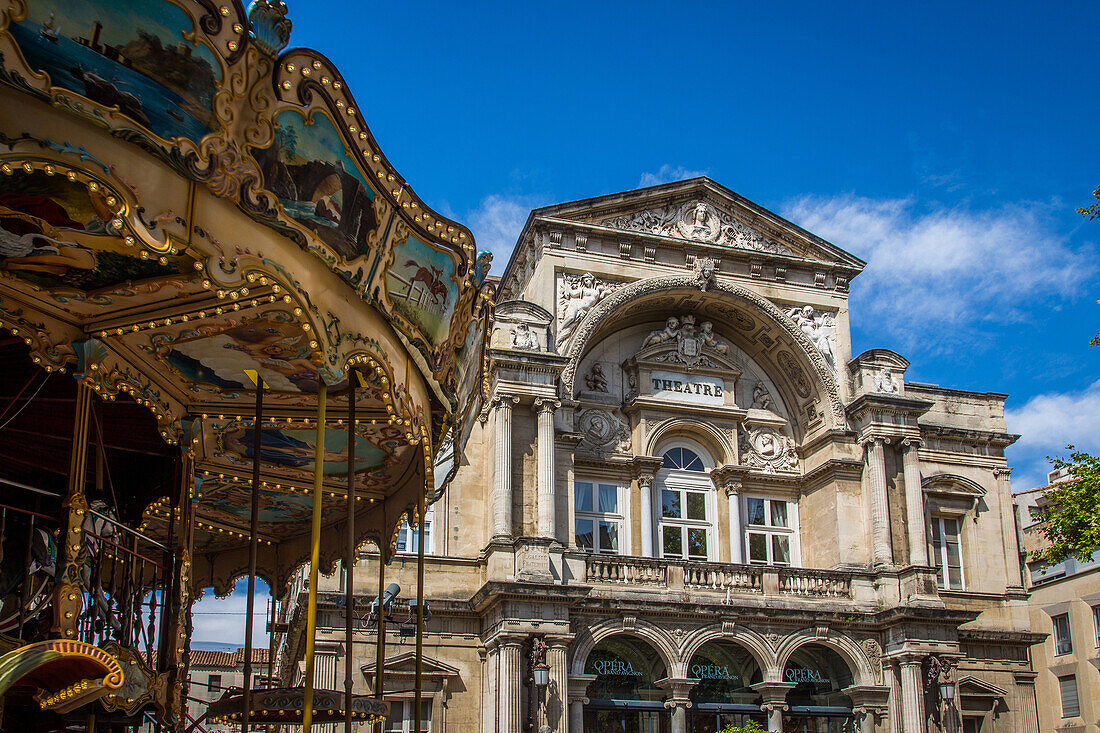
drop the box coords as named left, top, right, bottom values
left=0, top=0, right=493, bottom=730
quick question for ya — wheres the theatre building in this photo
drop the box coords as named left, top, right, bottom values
left=279, top=178, right=1042, bottom=732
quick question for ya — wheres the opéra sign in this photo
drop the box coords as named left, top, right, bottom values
left=650, top=371, right=724, bottom=406
left=691, top=663, right=737, bottom=680
left=594, top=660, right=643, bottom=677
left=785, top=667, right=829, bottom=684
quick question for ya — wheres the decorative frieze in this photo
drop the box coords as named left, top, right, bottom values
left=598, top=200, right=794, bottom=255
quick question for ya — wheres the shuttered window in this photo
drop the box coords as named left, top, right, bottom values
left=1059, top=674, right=1080, bottom=718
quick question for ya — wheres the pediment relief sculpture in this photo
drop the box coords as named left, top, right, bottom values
left=786, top=305, right=837, bottom=373
left=557, top=272, right=625, bottom=351
left=637, top=314, right=732, bottom=370
left=598, top=200, right=794, bottom=255
left=584, top=362, right=610, bottom=392
left=740, top=425, right=798, bottom=473
left=510, top=322, right=539, bottom=351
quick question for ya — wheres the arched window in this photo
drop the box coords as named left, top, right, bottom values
left=662, top=447, right=706, bottom=472
left=655, top=443, right=715, bottom=561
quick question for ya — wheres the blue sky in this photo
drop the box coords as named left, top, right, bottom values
left=193, top=1, right=1098, bottom=644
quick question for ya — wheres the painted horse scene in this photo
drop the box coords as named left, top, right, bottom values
left=385, top=234, right=459, bottom=346
left=0, top=169, right=191, bottom=292
left=254, top=110, right=381, bottom=263
left=218, top=424, right=388, bottom=477
left=11, top=0, right=220, bottom=141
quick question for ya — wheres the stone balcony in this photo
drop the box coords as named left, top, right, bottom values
left=582, top=554, right=889, bottom=607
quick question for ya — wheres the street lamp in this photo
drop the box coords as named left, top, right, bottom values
left=533, top=661, right=550, bottom=688
left=939, top=681, right=955, bottom=702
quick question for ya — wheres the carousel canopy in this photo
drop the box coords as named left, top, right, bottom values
left=0, top=0, right=493, bottom=595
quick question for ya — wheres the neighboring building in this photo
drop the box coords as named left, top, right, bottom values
left=185, top=647, right=270, bottom=732
left=1016, top=470, right=1100, bottom=732
left=276, top=178, right=1041, bottom=732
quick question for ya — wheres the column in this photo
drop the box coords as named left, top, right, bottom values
left=751, top=682, right=795, bottom=732
left=899, top=656, right=926, bottom=733
left=546, top=637, right=571, bottom=732
left=491, top=396, right=519, bottom=540
left=995, top=467, right=1024, bottom=591
left=534, top=398, right=560, bottom=540
left=901, top=438, right=928, bottom=566
left=567, top=674, right=596, bottom=733
left=499, top=640, right=523, bottom=732
left=862, top=437, right=893, bottom=567
left=853, top=707, right=877, bottom=733
left=638, top=474, right=654, bottom=557
left=657, top=679, right=697, bottom=733
left=886, top=661, right=903, bottom=733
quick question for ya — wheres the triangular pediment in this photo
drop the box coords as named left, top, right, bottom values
left=361, top=652, right=459, bottom=677
left=534, top=177, right=864, bottom=270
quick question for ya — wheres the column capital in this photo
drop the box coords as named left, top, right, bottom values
left=750, top=681, right=796, bottom=705
left=710, top=464, right=749, bottom=496
left=533, top=397, right=560, bottom=415
left=492, top=394, right=521, bottom=409
left=993, top=466, right=1013, bottom=478
left=858, top=435, right=890, bottom=450
left=567, top=673, right=597, bottom=704
left=655, top=677, right=697, bottom=705
left=900, top=436, right=923, bottom=451
left=631, top=455, right=664, bottom=483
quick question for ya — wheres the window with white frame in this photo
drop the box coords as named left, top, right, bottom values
left=1058, top=674, right=1080, bottom=718
left=574, top=481, right=624, bottom=554
left=1093, top=605, right=1100, bottom=648
left=744, top=496, right=797, bottom=566
left=395, top=507, right=433, bottom=555
left=657, top=446, right=714, bottom=561
left=1053, top=613, right=1073, bottom=655
left=384, top=699, right=432, bottom=733
left=930, top=516, right=964, bottom=590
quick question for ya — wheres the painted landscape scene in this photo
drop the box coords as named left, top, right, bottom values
left=254, top=111, right=380, bottom=261
left=11, top=0, right=220, bottom=141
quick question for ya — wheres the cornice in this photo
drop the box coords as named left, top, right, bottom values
left=918, top=424, right=1020, bottom=448
left=845, top=393, right=935, bottom=419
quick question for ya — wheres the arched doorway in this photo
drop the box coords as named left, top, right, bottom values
left=687, top=640, right=766, bottom=732
left=782, top=644, right=856, bottom=732
left=584, top=636, right=670, bottom=732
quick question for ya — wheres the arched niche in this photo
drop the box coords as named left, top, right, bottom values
left=583, top=635, right=669, bottom=703
left=688, top=640, right=764, bottom=707
left=561, top=275, right=844, bottom=437
left=782, top=643, right=855, bottom=708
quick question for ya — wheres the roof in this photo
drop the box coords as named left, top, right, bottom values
left=189, top=647, right=269, bottom=669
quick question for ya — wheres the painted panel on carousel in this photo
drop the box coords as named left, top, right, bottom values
left=217, top=424, right=387, bottom=476
left=9, top=0, right=221, bottom=142
left=384, top=233, right=459, bottom=348
left=0, top=169, right=193, bottom=292
left=253, top=110, right=383, bottom=266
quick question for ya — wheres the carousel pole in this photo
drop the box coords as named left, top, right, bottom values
left=53, top=381, right=92, bottom=639
left=242, top=374, right=265, bottom=733
left=413, top=480, right=427, bottom=733
left=373, top=521, right=387, bottom=733
left=302, top=382, right=327, bottom=732
left=344, top=373, right=356, bottom=733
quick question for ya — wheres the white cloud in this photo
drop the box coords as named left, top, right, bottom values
left=638, top=165, right=709, bottom=188
left=192, top=585, right=270, bottom=648
left=1006, top=379, right=1100, bottom=453
left=465, top=193, right=550, bottom=269
left=781, top=195, right=1096, bottom=349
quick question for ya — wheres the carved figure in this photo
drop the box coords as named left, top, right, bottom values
left=874, top=367, right=899, bottom=394
left=695, top=256, right=718, bottom=290
left=698, top=321, right=728, bottom=354
left=787, top=305, right=836, bottom=371
left=751, top=382, right=772, bottom=410
left=584, top=362, right=609, bottom=392
left=510, top=322, right=538, bottom=350
left=643, top=317, right=680, bottom=347
left=741, top=427, right=798, bottom=473
left=598, top=200, right=794, bottom=254
left=557, top=273, right=617, bottom=350
left=578, top=409, right=631, bottom=454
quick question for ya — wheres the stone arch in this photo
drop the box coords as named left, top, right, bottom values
left=646, top=418, right=734, bottom=468
left=774, top=628, right=877, bottom=686
left=678, top=624, right=777, bottom=679
left=922, top=473, right=987, bottom=497
left=570, top=618, right=680, bottom=676
left=559, top=275, right=844, bottom=429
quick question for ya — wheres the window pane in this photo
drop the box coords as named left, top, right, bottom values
left=395, top=525, right=408, bottom=552
left=931, top=518, right=942, bottom=543
left=575, top=519, right=593, bottom=550
left=688, top=528, right=708, bottom=559
left=575, top=482, right=593, bottom=513
left=683, top=450, right=704, bottom=471
left=598, top=484, right=618, bottom=514
left=772, top=535, right=791, bottom=564
left=663, top=448, right=683, bottom=470
left=419, top=700, right=433, bottom=732
left=686, top=492, right=707, bottom=520
left=599, top=521, right=619, bottom=553
left=748, top=533, right=767, bottom=562
left=663, top=526, right=683, bottom=557
left=1054, top=614, right=1073, bottom=655
left=1094, top=606, right=1100, bottom=648
left=746, top=498, right=765, bottom=526
left=944, top=517, right=959, bottom=540
left=662, top=490, right=681, bottom=518
left=770, top=501, right=788, bottom=528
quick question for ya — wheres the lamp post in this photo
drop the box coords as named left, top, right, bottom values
left=526, top=636, right=550, bottom=732
left=927, top=655, right=957, bottom=733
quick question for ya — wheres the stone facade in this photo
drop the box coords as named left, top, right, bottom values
left=277, top=178, right=1041, bottom=732
left=1016, top=474, right=1099, bottom=732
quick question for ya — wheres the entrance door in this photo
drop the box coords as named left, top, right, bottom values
left=689, top=711, right=767, bottom=732
left=584, top=708, right=670, bottom=732
left=782, top=713, right=855, bottom=732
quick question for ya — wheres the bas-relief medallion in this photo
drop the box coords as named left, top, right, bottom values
left=740, top=426, right=797, bottom=473
left=598, top=200, right=794, bottom=255
left=578, top=409, right=631, bottom=454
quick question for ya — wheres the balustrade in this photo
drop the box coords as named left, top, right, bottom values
left=777, top=567, right=853, bottom=598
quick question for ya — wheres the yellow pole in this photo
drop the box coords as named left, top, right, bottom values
left=302, top=382, right=327, bottom=732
